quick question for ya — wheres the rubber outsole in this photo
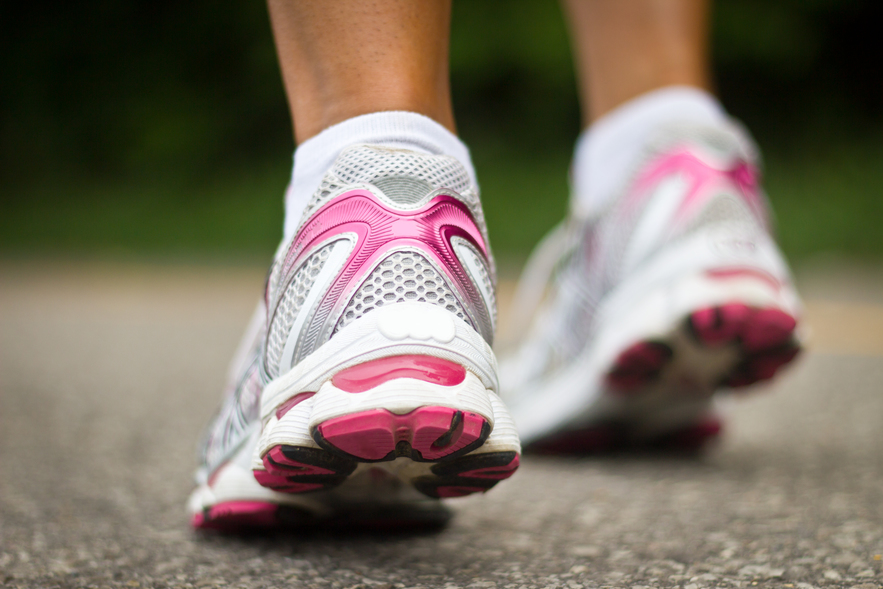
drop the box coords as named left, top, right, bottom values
left=412, top=451, right=520, bottom=498
left=605, top=303, right=800, bottom=394
left=255, top=405, right=513, bottom=499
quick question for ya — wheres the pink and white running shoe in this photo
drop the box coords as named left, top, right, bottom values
left=189, top=145, right=520, bottom=530
left=500, top=121, right=804, bottom=453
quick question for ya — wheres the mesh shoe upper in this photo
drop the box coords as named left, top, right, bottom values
left=505, top=121, right=779, bottom=385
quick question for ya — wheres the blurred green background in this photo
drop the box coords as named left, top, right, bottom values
left=2, top=0, right=882, bottom=265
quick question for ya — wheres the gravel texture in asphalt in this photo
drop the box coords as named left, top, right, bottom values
left=1, top=261, right=882, bottom=589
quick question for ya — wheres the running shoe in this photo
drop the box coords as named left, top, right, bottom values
left=189, top=145, right=521, bottom=530
left=499, top=121, right=803, bottom=453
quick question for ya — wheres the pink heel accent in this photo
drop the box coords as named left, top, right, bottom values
left=604, top=304, right=800, bottom=395
left=331, top=355, right=466, bottom=393
left=275, top=391, right=316, bottom=419
left=705, top=267, right=781, bottom=291
left=316, top=406, right=488, bottom=462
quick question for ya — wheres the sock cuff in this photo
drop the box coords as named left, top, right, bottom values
left=283, top=111, right=475, bottom=242
left=571, top=86, right=727, bottom=218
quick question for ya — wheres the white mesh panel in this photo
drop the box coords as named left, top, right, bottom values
left=298, top=146, right=485, bottom=235
left=453, top=238, right=497, bottom=329
left=335, top=251, right=470, bottom=333
left=265, top=243, right=335, bottom=378
left=202, top=356, right=262, bottom=470
left=333, top=146, right=471, bottom=194
left=681, top=191, right=759, bottom=232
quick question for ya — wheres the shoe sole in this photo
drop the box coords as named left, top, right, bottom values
left=606, top=302, right=800, bottom=393
left=253, top=354, right=520, bottom=499
left=188, top=428, right=465, bottom=531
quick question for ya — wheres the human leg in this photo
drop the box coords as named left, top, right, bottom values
left=189, top=0, right=520, bottom=530
left=500, top=0, right=803, bottom=452
left=562, top=0, right=711, bottom=123
left=268, top=0, right=455, bottom=143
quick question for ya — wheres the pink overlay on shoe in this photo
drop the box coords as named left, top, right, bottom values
left=316, top=406, right=488, bottom=461
left=630, top=149, right=767, bottom=228
left=276, top=391, right=316, bottom=419
left=331, top=355, right=466, bottom=393
left=705, top=267, right=782, bottom=291
left=275, top=191, right=491, bottom=340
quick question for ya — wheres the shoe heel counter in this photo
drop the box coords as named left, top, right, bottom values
left=266, top=190, right=496, bottom=378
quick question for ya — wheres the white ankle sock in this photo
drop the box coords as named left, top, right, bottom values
left=282, top=111, right=477, bottom=243
left=571, top=86, right=727, bottom=218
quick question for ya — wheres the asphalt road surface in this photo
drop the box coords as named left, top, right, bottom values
left=2, top=259, right=882, bottom=589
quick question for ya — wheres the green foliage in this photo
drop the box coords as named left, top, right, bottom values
left=766, top=137, right=883, bottom=260
left=1, top=0, right=882, bottom=260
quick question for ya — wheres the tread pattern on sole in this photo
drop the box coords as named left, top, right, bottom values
left=255, top=445, right=357, bottom=494
left=254, top=406, right=509, bottom=500
left=313, top=406, right=491, bottom=463
left=412, top=451, right=520, bottom=498
left=251, top=354, right=518, bottom=503
left=605, top=303, right=800, bottom=394
left=541, top=302, right=799, bottom=456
